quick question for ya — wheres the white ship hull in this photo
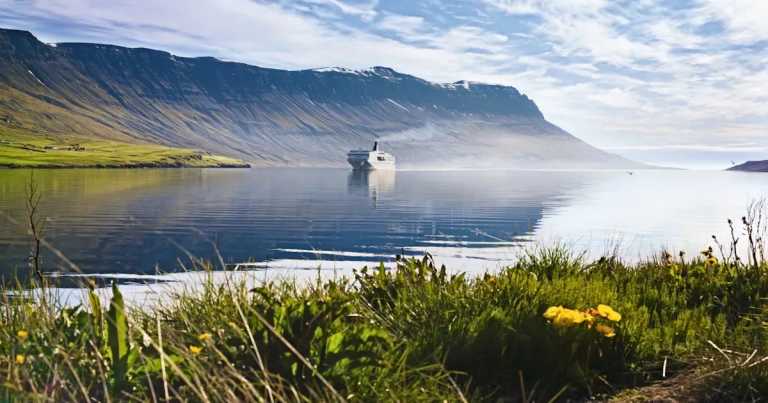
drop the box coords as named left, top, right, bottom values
left=347, top=142, right=395, bottom=170
left=347, top=156, right=396, bottom=170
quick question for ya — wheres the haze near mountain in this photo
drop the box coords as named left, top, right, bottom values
left=0, top=28, right=640, bottom=169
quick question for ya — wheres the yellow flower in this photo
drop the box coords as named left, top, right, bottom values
left=16, top=330, right=29, bottom=341
left=552, top=312, right=576, bottom=327
left=188, top=345, right=203, bottom=355
left=596, top=304, right=622, bottom=322
left=197, top=333, right=213, bottom=343
left=543, top=306, right=564, bottom=320
left=15, top=354, right=25, bottom=365
left=545, top=305, right=599, bottom=328
left=595, top=324, right=616, bottom=338
left=573, top=310, right=593, bottom=325
left=551, top=308, right=592, bottom=328
left=706, top=256, right=718, bottom=266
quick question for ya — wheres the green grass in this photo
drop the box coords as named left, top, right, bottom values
left=2, top=204, right=768, bottom=401
left=2, top=246, right=768, bottom=402
left=0, top=129, right=249, bottom=168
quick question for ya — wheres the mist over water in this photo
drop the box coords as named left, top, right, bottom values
left=0, top=168, right=766, bottom=282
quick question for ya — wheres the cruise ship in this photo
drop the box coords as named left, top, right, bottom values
left=347, top=141, right=395, bottom=170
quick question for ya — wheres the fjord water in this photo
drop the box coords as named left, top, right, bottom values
left=0, top=168, right=765, bottom=278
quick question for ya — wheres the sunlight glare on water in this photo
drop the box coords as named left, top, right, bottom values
left=0, top=168, right=765, bottom=281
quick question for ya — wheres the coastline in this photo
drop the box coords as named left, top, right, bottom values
left=0, top=130, right=250, bottom=168
left=4, top=248, right=768, bottom=401
left=0, top=161, right=251, bottom=169
left=727, top=160, right=768, bottom=172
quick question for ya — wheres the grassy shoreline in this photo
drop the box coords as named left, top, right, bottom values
left=2, top=187, right=767, bottom=401
left=0, top=130, right=250, bottom=168
left=3, top=244, right=768, bottom=402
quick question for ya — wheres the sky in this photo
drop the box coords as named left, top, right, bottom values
left=1, top=0, right=766, bottom=169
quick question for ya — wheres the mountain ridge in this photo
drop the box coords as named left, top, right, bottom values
left=0, top=27, right=640, bottom=169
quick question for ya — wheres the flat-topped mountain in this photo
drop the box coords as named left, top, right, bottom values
left=728, top=160, right=768, bottom=172
left=0, top=28, right=640, bottom=168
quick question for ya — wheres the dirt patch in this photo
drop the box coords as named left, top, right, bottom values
left=611, top=369, right=713, bottom=403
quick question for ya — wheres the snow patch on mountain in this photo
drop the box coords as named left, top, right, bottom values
left=309, top=66, right=403, bottom=80
left=312, top=68, right=485, bottom=91
left=434, top=80, right=478, bottom=90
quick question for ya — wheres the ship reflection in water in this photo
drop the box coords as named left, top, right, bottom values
left=347, top=169, right=396, bottom=203
left=1, top=168, right=765, bottom=279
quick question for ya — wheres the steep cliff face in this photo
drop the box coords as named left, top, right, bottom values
left=0, top=28, right=637, bottom=168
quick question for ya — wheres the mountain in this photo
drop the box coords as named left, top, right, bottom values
left=728, top=160, right=768, bottom=172
left=0, top=28, right=639, bottom=168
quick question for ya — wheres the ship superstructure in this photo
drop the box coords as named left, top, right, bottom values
left=347, top=142, right=395, bottom=170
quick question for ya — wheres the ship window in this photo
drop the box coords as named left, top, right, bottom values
left=377, top=156, right=386, bottom=161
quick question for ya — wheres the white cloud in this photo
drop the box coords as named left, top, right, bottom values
left=1, top=0, right=766, bottom=168
left=376, top=13, right=425, bottom=37
left=303, top=0, right=379, bottom=20
left=645, top=20, right=702, bottom=48
left=698, top=0, right=768, bottom=43
left=482, top=0, right=768, bottom=167
left=484, top=0, right=608, bottom=16
left=587, top=88, right=645, bottom=110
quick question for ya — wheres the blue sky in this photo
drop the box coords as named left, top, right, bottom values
left=1, top=0, right=767, bottom=168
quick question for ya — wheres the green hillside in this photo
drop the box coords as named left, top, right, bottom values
left=0, top=129, right=249, bottom=168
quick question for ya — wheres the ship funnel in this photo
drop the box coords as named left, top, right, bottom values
left=372, top=141, right=379, bottom=151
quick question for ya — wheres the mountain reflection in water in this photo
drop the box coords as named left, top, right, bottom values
left=0, top=168, right=765, bottom=281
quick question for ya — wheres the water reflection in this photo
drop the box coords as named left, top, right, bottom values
left=0, top=168, right=765, bottom=281
left=0, top=168, right=578, bottom=276
left=347, top=170, right=396, bottom=203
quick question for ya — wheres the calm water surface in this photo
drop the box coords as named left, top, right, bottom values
left=0, top=168, right=766, bottom=279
